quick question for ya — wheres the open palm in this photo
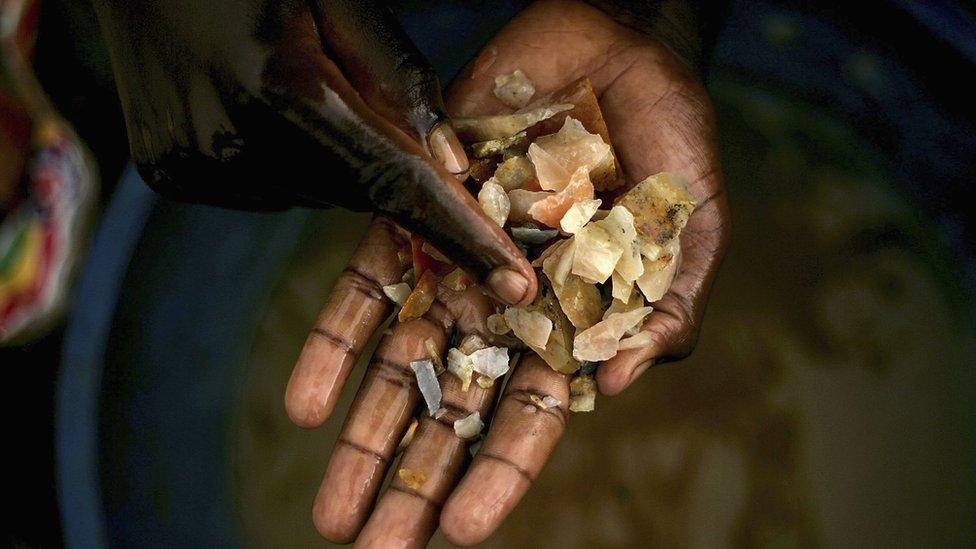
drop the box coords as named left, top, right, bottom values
left=448, top=0, right=729, bottom=395
left=285, top=1, right=730, bottom=546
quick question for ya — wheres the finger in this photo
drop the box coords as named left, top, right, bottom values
left=598, top=190, right=729, bottom=394
left=314, top=283, right=496, bottom=543
left=259, top=11, right=536, bottom=305
left=308, top=0, right=448, bottom=148
left=312, top=299, right=454, bottom=542
left=439, top=355, right=570, bottom=546
left=595, top=48, right=727, bottom=394
left=351, top=285, right=499, bottom=547
left=285, top=218, right=407, bottom=427
left=596, top=93, right=729, bottom=395
left=354, top=345, right=498, bottom=548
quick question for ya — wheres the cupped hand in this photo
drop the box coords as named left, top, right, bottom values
left=285, top=0, right=730, bottom=546
left=93, top=0, right=535, bottom=302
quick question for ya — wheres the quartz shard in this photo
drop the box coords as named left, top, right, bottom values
left=618, top=331, right=654, bottom=351
left=493, top=69, right=536, bottom=108
left=469, top=346, right=510, bottom=381
left=527, top=142, right=571, bottom=192
left=424, top=337, right=445, bottom=375
left=492, top=155, right=535, bottom=191
left=454, top=411, right=484, bottom=439
left=397, top=418, right=418, bottom=451
left=542, top=395, right=561, bottom=408
left=600, top=205, right=642, bottom=283
left=541, top=239, right=575, bottom=288
left=636, top=238, right=681, bottom=302
left=527, top=166, right=595, bottom=228
left=458, top=334, right=488, bottom=355
left=470, top=132, right=528, bottom=159
left=478, top=180, right=510, bottom=227
left=410, top=359, right=442, bottom=415
left=441, top=268, right=470, bottom=292
left=560, top=198, right=602, bottom=234
left=616, top=172, right=696, bottom=255
left=569, top=375, right=597, bottom=412
left=530, top=117, right=614, bottom=189
left=447, top=348, right=474, bottom=392
left=573, top=306, right=653, bottom=362
left=508, top=189, right=549, bottom=224
left=382, top=283, right=411, bottom=306
left=398, top=270, right=439, bottom=322
left=454, top=103, right=573, bottom=142
left=525, top=279, right=580, bottom=374
left=550, top=274, right=602, bottom=330
left=486, top=312, right=510, bottom=334
left=571, top=223, right=624, bottom=284
left=512, top=226, right=559, bottom=245
left=503, top=306, right=553, bottom=349
left=529, top=394, right=562, bottom=410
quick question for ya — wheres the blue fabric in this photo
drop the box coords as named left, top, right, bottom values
left=57, top=167, right=157, bottom=549
left=57, top=165, right=310, bottom=547
left=93, top=198, right=308, bottom=547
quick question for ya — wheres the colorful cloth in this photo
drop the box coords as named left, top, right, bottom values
left=1, top=0, right=98, bottom=344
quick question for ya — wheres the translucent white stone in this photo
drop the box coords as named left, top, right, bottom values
left=410, top=359, right=442, bottom=415
left=504, top=306, right=553, bottom=349
left=382, top=282, right=412, bottom=306
left=469, top=346, right=510, bottom=380
left=573, top=306, right=653, bottom=361
left=454, top=411, right=484, bottom=439
left=559, top=198, right=602, bottom=235
left=493, top=69, right=536, bottom=109
left=478, top=181, right=510, bottom=227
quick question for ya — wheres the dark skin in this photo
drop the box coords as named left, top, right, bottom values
left=92, top=0, right=537, bottom=306
left=95, top=0, right=728, bottom=545
left=287, top=1, right=730, bottom=546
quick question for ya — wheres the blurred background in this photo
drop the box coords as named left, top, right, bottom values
left=2, top=0, right=974, bottom=547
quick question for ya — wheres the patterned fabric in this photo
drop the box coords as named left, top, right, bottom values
left=0, top=0, right=98, bottom=344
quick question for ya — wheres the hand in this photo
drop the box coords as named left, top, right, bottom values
left=92, top=0, right=536, bottom=303
left=444, top=0, right=729, bottom=397
left=285, top=0, right=730, bottom=546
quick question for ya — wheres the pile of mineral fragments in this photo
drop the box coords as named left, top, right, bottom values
left=382, top=70, right=696, bottom=440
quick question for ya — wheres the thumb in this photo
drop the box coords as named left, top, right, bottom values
left=370, top=153, right=538, bottom=306
left=279, top=2, right=537, bottom=305
left=308, top=0, right=460, bottom=166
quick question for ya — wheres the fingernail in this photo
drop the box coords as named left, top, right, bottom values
left=486, top=267, right=530, bottom=306
left=629, top=360, right=654, bottom=384
left=429, top=122, right=469, bottom=175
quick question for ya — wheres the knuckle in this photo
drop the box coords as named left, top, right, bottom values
left=337, top=267, right=387, bottom=302
left=651, top=294, right=700, bottom=361
left=399, top=62, right=440, bottom=99
left=396, top=61, right=445, bottom=136
left=671, top=295, right=700, bottom=357
left=371, top=356, right=416, bottom=387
